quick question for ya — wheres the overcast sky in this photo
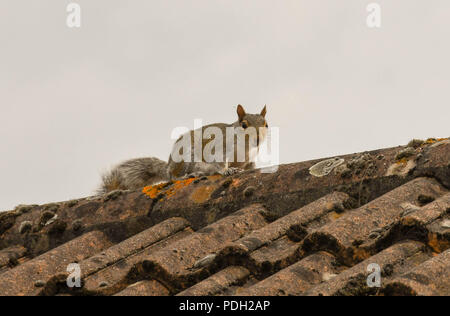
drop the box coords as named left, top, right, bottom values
left=1, top=0, right=449, bottom=211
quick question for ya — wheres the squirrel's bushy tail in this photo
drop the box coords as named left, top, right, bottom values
left=98, top=157, right=169, bottom=194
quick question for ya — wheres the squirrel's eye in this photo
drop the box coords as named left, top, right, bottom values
left=241, top=122, right=248, bottom=129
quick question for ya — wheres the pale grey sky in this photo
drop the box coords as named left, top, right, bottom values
left=1, top=1, right=449, bottom=211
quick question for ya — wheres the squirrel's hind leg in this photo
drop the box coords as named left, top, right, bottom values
left=175, top=162, right=246, bottom=180
left=183, top=166, right=243, bottom=179
left=220, top=167, right=245, bottom=176
left=180, top=161, right=238, bottom=179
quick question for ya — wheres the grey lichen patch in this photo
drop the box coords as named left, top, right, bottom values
left=400, top=203, right=421, bottom=217
left=309, top=157, right=345, bottom=177
left=368, top=231, right=381, bottom=239
left=243, top=186, right=256, bottom=198
left=43, top=203, right=59, bottom=213
left=14, top=204, right=37, bottom=215
left=39, top=211, right=56, bottom=227
left=65, top=199, right=79, bottom=208
left=407, top=139, right=425, bottom=149
left=395, top=147, right=416, bottom=161
left=345, top=154, right=377, bottom=177
left=34, top=280, right=45, bottom=288
left=193, top=254, right=216, bottom=269
left=72, top=219, right=84, bottom=232
left=441, top=219, right=450, bottom=229
left=333, top=153, right=378, bottom=179
left=19, top=221, right=33, bottom=234
left=385, top=159, right=416, bottom=177
left=335, top=164, right=352, bottom=178
left=322, top=272, right=337, bottom=282
left=44, top=214, right=58, bottom=226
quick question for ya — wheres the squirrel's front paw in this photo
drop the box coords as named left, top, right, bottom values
left=221, top=167, right=244, bottom=176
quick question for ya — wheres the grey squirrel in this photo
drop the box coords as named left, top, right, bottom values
left=99, top=104, right=268, bottom=193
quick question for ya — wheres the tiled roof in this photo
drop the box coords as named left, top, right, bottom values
left=0, top=138, right=448, bottom=296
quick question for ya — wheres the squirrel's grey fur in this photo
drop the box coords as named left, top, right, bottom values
left=99, top=157, right=168, bottom=194
left=99, top=104, right=268, bottom=194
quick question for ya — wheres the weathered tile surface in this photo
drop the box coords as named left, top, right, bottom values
left=0, top=140, right=448, bottom=296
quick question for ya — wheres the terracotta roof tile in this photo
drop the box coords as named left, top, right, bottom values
left=82, top=227, right=192, bottom=295
left=304, top=241, right=429, bottom=296
left=79, top=217, right=190, bottom=278
left=0, top=140, right=448, bottom=296
left=128, top=204, right=269, bottom=293
left=248, top=236, right=300, bottom=277
left=80, top=218, right=193, bottom=296
left=402, top=193, right=450, bottom=225
left=359, top=192, right=450, bottom=255
left=225, top=192, right=349, bottom=254
left=0, top=231, right=113, bottom=296
left=177, top=266, right=250, bottom=296
left=213, top=192, right=349, bottom=276
left=0, top=191, right=154, bottom=260
left=114, top=280, right=170, bottom=296
left=238, top=252, right=337, bottom=296
left=380, top=249, right=450, bottom=296
left=300, top=177, right=447, bottom=265
left=0, top=245, right=26, bottom=273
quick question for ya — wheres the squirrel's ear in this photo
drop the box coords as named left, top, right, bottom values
left=237, top=104, right=246, bottom=122
left=260, top=105, right=267, bottom=117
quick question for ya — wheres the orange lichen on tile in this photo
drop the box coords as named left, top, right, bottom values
left=400, top=217, right=417, bottom=227
left=164, top=178, right=197, bottom=198
left=142, top=176, right=222, bottom=201
left=427, top=232, right=450, bottom=253
left=231, top=178, right=241, bottom=187
left=351, top=248, right=370, bottom=263
left=142, top=183, right=170, bottom=199
left=330, top=212, right=345, bottom=220
left=425, top=137, right=447, bottom=145
left=207, top=174, right=223, bottom=182
left=190, top=185, right=217, bottom=204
